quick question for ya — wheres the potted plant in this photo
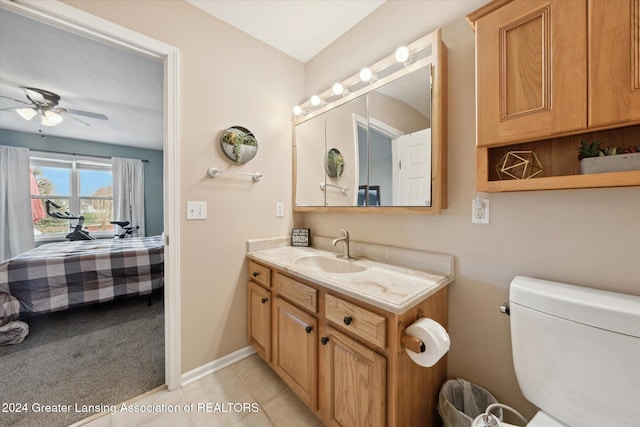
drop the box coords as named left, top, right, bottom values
left=577, top=140, right=640, bottom=174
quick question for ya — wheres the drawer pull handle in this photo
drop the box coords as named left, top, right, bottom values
left=253, top=272, right=259, bottom=277
left=343, top=316, right=353, bottom=326
left=261, top=297, right=268, bottom=304
left=321, top=336, right=329, bottom=345
left=305, top=325, right=314, bottom=334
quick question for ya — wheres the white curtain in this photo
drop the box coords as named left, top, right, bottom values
left=112, top=157, right=145, bottom=237
left=0, top=146, right=34, bottom=261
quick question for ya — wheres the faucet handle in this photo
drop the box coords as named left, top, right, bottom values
left=334, top=227, right=349, bottom=237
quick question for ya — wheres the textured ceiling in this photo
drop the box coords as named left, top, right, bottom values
left=0, top=9, right=164, bottom=150
left=186, top=0, right=386, bottom=63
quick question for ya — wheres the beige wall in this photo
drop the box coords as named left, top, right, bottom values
left=301, top=1, right=640, bottom=419
left=63, top=0, right=304, bottom=372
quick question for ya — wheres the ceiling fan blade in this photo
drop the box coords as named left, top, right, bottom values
left=63, top=112, right=90, bottom=127
left=0, top=94, right=32, bottom=105
left=64, top=108, right=108, bottom=121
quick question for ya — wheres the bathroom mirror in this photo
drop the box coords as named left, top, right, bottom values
left=293, top=29, right=447, bottom=213
left=220, top=126, right=258, bottom=163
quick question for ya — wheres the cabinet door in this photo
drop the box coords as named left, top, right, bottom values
left=589, top=0, right=640, bottom=127
left=326, top=328, right=386, bottom=427
left=248, top=281, right=271, bottom=362
left=476, top=0, right=587, bottom=146
left=273, top=297, right=317, bottom=409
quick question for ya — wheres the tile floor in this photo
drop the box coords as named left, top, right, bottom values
left=76, top=354, right=323, bottom=427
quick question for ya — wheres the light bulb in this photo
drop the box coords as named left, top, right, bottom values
left=395, top=46, right=410, bottom=63
left=310, top=95, right=321, bottom=106
left=41, top=110, right=63, bottom=126
left=292, top=105, right=304, bottom=116
left=332, top=83, right=344, bottom=96
left=17, top=107, right=37, bottom=120
left=359, top=67, right=372, bottom=82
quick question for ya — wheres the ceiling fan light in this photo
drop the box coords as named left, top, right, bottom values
left=42, top=110, right=64, bottom=126
left=16, top=107, right=37, bottom=121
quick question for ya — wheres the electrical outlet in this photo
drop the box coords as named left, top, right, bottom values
left=275, top=202, right=284, bottom=218
left=471, top=198, right=490, bottom=224
left=186, top=201, right=207, bottom=220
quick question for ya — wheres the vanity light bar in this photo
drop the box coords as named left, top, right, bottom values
left=293, top=31, right=437, bottom=122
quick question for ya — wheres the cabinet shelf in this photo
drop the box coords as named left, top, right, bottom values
left=477, top=125, right=640, bottom=192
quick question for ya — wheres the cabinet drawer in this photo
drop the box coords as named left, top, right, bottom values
left=248, top=261, right=271, bottom=288
left=274, top=273, right=317, bottom=313
left=325, top=294, right=386, bottom=348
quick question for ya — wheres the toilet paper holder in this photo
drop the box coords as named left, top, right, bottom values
left=401, top=309, right=427, bottom=353
left=402, top=334, right=426, bottom=353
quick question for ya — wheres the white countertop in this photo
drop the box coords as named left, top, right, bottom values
left=247, top=245, right=454, bottom=314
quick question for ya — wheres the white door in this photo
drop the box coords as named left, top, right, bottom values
left=394, top=129, right=431, bottom=206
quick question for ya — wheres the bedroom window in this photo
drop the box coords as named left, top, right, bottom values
left=30, top=152, right=114, bottom=241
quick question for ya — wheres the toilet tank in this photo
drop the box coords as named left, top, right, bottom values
left=509, top=276, right=640, bottom=427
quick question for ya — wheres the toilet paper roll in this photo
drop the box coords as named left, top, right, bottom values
left=404, top=318, right=450, bottom=367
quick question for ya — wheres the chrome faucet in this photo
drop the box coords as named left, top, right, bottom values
left=332, top=228, right=353, bottom=259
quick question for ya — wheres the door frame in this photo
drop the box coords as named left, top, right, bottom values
left=1, top=0, right=182, bottom=390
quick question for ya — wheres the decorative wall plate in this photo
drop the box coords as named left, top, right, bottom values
left=220, top=126, right=258, bottom=163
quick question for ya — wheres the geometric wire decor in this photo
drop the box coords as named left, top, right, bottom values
left=496, top=150, right=543, bottom=179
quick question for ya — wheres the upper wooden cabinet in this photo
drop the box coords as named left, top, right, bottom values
left=468, top=0, right=640, bottom=191
left=473, top=0, right=587, bottom=146
left=589, top=0, right=640, bottom=128
left=470, top=0, right=640, bottom=146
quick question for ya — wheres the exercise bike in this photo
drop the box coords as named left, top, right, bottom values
left=45, top=200, right=95, bottom=241
left=111, top=221, right=139, bottom=239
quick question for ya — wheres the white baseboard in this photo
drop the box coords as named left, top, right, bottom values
left=180, top=346, right=257, bottom=387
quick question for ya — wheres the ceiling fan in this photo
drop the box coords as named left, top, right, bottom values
left=0, top=87, right=108, bottom=127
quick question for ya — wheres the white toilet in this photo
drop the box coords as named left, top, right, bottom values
left=507, top=276, right=640, bottom=427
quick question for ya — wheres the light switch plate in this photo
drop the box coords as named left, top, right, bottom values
left=276, top=202, right=284, bottom=217
left=186, top=201, right=207, bottom=220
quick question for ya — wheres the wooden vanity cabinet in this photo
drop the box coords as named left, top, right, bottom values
left=248, top=261, right=272, bottom=362
left=323, top=327, right=386, bottom=427
left=248, top=281, right=271, bottom=361
left=247, top=259, right=449, bottom=427
left=468, top=0, right=640, bottom=192
left=273, top=297, right=318, bottom=409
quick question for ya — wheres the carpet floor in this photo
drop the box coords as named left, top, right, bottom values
left=0, top=292, right=164, bottom=427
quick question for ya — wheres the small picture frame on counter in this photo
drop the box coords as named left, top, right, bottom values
left=292, top=228, right=310, bottom=247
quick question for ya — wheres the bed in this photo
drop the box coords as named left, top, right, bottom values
left=0, top=236, right=164, bottom=327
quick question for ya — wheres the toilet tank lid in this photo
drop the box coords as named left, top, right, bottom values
left=510, top=276, right=640, bottom=338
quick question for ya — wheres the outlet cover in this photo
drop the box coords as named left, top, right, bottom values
left=471, top=198, right=490, bottom=224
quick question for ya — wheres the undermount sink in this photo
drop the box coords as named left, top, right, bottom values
left=294, top=254, right=368, bottom=274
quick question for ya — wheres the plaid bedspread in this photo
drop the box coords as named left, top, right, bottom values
left=0, top=236, right=164, bottom=321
